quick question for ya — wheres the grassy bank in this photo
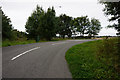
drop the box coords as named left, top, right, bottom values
left=65, top=38, right=120, bottom=79
left=2, top=40, right=36, bottom=47
left=2, top=38, right=73, bottom=47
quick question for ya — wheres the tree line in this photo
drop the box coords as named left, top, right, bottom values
left=2, top=5, right=102, bottom=41
left=25, top=5, right=101, bottom=41
left=3, top=2, right=120, bottom=41
left=2, top=10, right=26, bottom=41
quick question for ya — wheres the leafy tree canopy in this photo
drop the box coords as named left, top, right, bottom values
left=100, top=1, right=120, bottom=35
left=58, top=14, right=72, bottom=38
left=2, top=10, right=13, bottom=40
left=86, top=18, right=101, bottom=36
left=73, top=16, right=90, bottom=36
left=25, top=5, right=56, bottom=41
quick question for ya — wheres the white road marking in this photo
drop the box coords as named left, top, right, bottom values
left=52, top=42, right=68, bottom=45
left=11, top=47, right=40, bottom=61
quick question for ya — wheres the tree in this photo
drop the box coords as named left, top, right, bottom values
left=58, top=14, right=72, bottom=38
left=86, top=18, right=101, bottom=37
left=73, top=16, right=90, bottom=36
left=25, top=5, right=56, bottom=41
left=2, top=9, right=13, bottom=40
left=41, top=7, right=56, bottom=40
left=100, top=1, right=120, bottom=35
left=70, top=19, right=77, bottom=38
left=25, top=5, right=44, bottom=40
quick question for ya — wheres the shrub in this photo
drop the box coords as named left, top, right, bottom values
left=96, top=37, right=120, bottom=75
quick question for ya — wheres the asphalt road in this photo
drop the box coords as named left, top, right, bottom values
left=2, top=39, right=94, bottom=78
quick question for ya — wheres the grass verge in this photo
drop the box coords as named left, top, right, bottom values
left=2, top=38, right=75, bottom=47
left=65, top=39, right=120, bottom=79
left=2, top=40, right=36, bottom=47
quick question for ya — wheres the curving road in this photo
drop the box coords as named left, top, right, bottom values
left=2, top=39, right=94, bottom=78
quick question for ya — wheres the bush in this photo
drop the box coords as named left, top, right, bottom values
left=96, top=37, right=120, bottom=75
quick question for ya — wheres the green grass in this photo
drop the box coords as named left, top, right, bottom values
left=2, top=39, right=54, bottom=47
left=65, top=40, right=120, bottom=79
left=2, top=38, right=78, bottom=47
left=2, top=38, right=64, bottom=47
left=2, top=40, right=36, bottom=47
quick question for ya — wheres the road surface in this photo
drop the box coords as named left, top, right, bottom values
left=2, top=39, right=94, bottom=78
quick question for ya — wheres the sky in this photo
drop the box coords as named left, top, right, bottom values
left=0, top=0, right=118, bottom=36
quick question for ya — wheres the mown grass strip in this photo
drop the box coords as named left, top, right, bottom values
left=2, top=38, right=74, bottom=47
left=2, top=40, right=40, bottom=47
left=65, top=40, right=120, bottom=79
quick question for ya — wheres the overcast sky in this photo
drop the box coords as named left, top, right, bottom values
left=0, top=0, right=118, bottom=36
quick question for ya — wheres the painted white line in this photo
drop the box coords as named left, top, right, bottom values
left=52, top=42, right=68, bottom=45
left=11, top=47, right=40, bottom=61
